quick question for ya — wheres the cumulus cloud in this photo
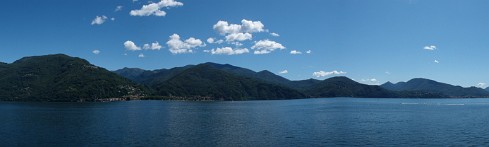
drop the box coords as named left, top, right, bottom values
left=279, top=70, right=288, bottom=74
left=306, top=50, right=312, bottom=54
left=362, top=78, right=380, bottom=85
left=138, top=53, right=145, bottom=58
left=207, top=38, right=224, bottom=44
left=229, top=42, right=243, bottom=46
left=92, top=50, right=100, bottom=55
left=312, top=70, right=346, bottom=77
left=143, top=42, right=163, bottom=50
left=166, top=34, right=204, bottom=54
left=225, top=33, right=252, bottom=42
left=477, top=83, right=487, bottom=88
left=130, top=0, right=183, bottom=16
left=124, top=41, right=141, bottom=51
left=210, top=47, right=249, bottom=55
left=251, top=40, right=285, bottom=54
left=270, top=32, right=280, bottom=37
left=115, top=6, right=123, bottom=12
left=213, top=19, right=265, bottom=35
left=424, top=45, right=436, bottom=50
left=91, top=15, right=108, bottom=25
left=434, top=60, right=439, bottom=63
left=207, top=38, right=215, bottom=43
left=290, top=50, right=302, bottom=55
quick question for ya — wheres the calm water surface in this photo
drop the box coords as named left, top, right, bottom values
left=2, top=98, right=489, bottom=146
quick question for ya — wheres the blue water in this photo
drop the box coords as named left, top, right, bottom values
left=2, top=98, right=489, bottom=146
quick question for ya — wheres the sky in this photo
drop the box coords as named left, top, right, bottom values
left=0, top=0, right=489, bottom=88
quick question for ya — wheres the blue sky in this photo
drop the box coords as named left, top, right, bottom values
left=0, top=0, right=488, bottom=88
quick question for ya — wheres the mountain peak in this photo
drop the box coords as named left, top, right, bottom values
left=0, top=54, right=146, bottom=101
left=257, top=70, right=273, bottom=74
left=13, top=54, right=87, bottom=65
left=325, top=76, right=355, bottom=82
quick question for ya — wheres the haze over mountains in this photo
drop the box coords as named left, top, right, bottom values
left=1, top=54, right=488, bottom=102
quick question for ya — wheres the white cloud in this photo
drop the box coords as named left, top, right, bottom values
left=207, top=38, right=215, bottom=43
left=251, top=40, right=285, bottom=54
left=279, top=70, right=288, bottom=74
left=215, top=40, right=224, bottom=44
left=290, top=50, right=302, bottom=55
left=138, top=53, right=145, bottom=58
left=241, top=19, right=265, bottom=33
left=92, top=50, right=100, bottom=55
left=229, top=42, right=243, bottom=47
left=213, top=19, right=265, bottom=35
left=91, top=15, right=108, bottom=25
left=115, top=6, right=123, bottom=12
left=124, top=41, right=141, bottom=51
left=166, top=34, right=204, bottom=54
left=143, top=42, right=163, bottom=50
left=361, top=78, right=380, bottom=85
left=385, top=71, right=391, bottom=75
left=306, top=50, right=312, bottom=54
left=270, top=32, right=280, bottom=37
left=111, top=17, right=115, bottom=21
left=424, top=45, right=437, bottom=50
left=207, top=38, right=224, bottom=44
left=313, top=70, right=346, bottom=77
left=225, top=33, right=252, bottom=42
left=434, top=60, right=439, bottom=63
left=130, top=0, right=183, bottom=17
left=210, top=47, right=249, bottom=55
left=477, top=83, right=487, bottom=88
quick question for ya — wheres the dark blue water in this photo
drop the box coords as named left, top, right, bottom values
left=2, top=98, right=489, bottom=146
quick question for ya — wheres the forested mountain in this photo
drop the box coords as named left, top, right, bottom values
left=116, top=63, right=446, bottom=99
left=0, top=54, right=146, bottom=102
left=151, top=64, right=305, bottom=100
left=0, top=54, right=485, bottom=102
left=381, top=78, right=489, bottom=98
left=305, top=77, right=398, bottom=98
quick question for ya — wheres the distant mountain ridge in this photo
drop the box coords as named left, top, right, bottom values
left=115, top=62, right=452, bottom=99
left=381, top=78, right=489, bottom=98
left=1, top=54, right=487, bottom=102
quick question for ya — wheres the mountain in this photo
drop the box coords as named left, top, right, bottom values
left=130, top=62, right=319, bottom=90
left=150, top=63, right=305, bottom=100
left=486, top=87, right=489, bottom=92
left=1, top=54, right=472, bottom=102
left=112, top=67, right=146, bottom=82
left=306, top=77, right=445, bottom=98
left=114, top=65, right=194, bottom=84
left=290, top=79, right=322, bottom=90
left=201, top=62, right=292, bottom=86
left=381, top=78, right=489, bottom=98
left=115, top=63, right=446, bottom=99
left=305, top=77, right=398, bottom=98
left=0, top=54, right=146, bottom=102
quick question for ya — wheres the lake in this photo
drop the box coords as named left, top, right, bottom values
left=2, top=98, right=489, bottom=146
